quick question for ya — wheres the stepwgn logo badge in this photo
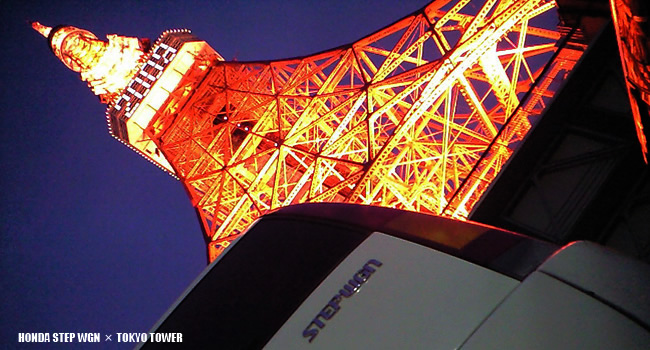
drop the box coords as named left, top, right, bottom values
left=302, top=259, right=382, bottom=343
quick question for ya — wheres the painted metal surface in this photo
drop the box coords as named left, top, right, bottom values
left=34, top=0, right=584, bottom=261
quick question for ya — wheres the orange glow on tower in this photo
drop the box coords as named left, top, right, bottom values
left=35, top=0, right=585, bottom=262
left=32, top=21, right=149, bottom=103
left=610, top=0, right=650, bottom=162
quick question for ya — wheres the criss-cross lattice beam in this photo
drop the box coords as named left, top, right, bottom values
left=147, top=0, right=584, bottom=260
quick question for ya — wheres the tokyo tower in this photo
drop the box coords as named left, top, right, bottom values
left=33, top=0, right=585, bottom=262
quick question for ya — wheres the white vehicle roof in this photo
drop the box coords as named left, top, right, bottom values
left=140, top=203, right=650, bottom=349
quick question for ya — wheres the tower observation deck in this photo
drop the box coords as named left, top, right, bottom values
left=34, top=0, right=587, bottom=262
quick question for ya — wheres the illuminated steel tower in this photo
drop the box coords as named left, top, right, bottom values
left=34, top=0, right=584, bottom=261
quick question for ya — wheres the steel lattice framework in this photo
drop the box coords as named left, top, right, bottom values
left=145, top=0, right=584, bottom=260
left=35, top=0, right=585, bottom=261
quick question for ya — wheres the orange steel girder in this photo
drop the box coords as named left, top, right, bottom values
left=146, top=0, right=583, bottom=260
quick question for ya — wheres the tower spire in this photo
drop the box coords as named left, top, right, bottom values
left=32, top=21, right=150, bottom=104
left=30, top=21, right=51, bottom=38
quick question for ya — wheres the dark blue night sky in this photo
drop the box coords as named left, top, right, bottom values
left=1, top=0, right=430, bottom=348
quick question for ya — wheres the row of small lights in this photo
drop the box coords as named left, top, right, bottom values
left=104, top=28, right=192, bottom=180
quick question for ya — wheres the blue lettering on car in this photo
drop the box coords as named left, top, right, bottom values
left=302, top=259, right=383, bottom=342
